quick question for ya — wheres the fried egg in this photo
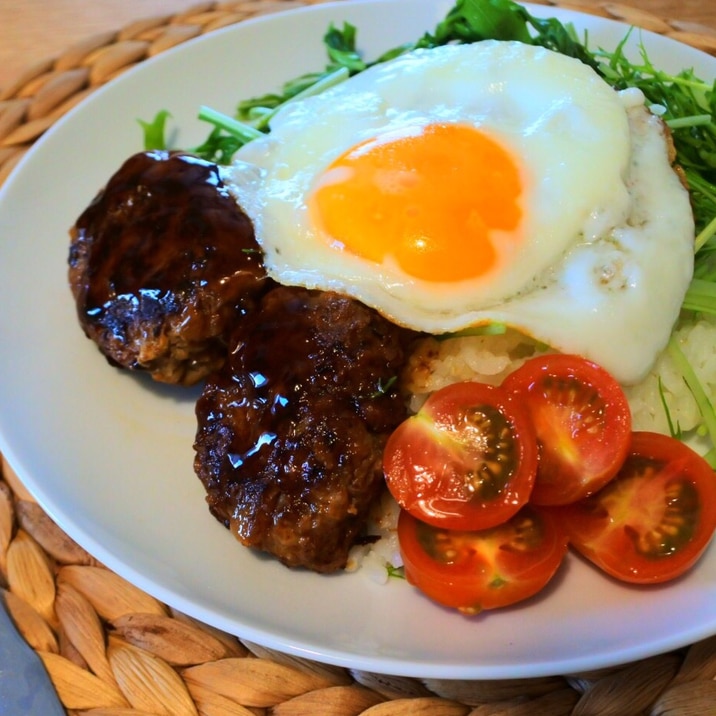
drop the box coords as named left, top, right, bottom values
left=225, top=40, right=694, bottom=384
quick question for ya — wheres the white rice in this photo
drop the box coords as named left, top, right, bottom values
left=626, top=316, right=716, bottom=435
left=402, top=328, right=550, bottom=412
left=346, top=490, right=402, bottom=583
left=351, top=314, right=716, bottom=577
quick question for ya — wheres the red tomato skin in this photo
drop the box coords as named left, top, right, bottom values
left=559, top=431, right=716, bottom=584
left=383, top=381, right=538, bottom=532
left=398, top=506, right=569, bottom=613
left=502, top=354, right=632, bottom=506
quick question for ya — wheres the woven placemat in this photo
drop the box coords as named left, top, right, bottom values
left=2, top=1, right=716, bottom=714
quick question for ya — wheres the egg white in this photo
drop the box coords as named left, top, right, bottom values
left=224, top=41, right=694, bottom=385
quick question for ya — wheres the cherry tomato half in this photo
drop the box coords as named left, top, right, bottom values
left=383, top=381, right=538, bottom=531
left=502, top=354, right=632, bottom=506
left=559, top=431, right=716, bottom=584
left=398, top=505, right=569, bottom=614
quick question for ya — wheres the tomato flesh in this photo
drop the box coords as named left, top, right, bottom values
left=383, top=381, right=538, bottom=531
left=560, top=431, right=716, bottom=584
left=398, top=506, right=568, bottom=613
left=502, top=354, right=632, bottom=505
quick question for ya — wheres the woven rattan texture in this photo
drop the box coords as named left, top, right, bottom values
left=2, top=1, right=716, bottom=714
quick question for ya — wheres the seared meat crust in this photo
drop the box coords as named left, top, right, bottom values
left=193, top=286, right=418, bottom=572
left=68, top=150, right=270, bottom=385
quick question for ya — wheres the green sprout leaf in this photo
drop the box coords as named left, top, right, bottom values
left=138, top=110, right=171, bottom=150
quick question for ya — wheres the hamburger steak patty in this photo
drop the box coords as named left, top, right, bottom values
left=68, top=150, right=270, bottom=385
left=193, top=286, right=419, bottom=572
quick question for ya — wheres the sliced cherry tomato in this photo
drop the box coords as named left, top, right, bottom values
left=502, top=354, right=631, bottom=506
left=559, top=431, right=716, bottom=584
left=398, top=505, right=569, bottom=614
left=383, top=381, right=538, bottom=531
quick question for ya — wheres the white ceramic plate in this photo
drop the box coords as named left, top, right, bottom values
left=1, top=0, right=715, bottom=680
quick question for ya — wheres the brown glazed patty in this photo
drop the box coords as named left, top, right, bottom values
left=68, top=150, right=270, bottom=385
left=193, top=285, right=419, bottom=572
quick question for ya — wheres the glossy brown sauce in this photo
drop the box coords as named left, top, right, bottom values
left=70, top=150, right=266, bottom=314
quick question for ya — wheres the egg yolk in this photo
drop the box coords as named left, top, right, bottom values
left=310, top=122, right=524, bottom=283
